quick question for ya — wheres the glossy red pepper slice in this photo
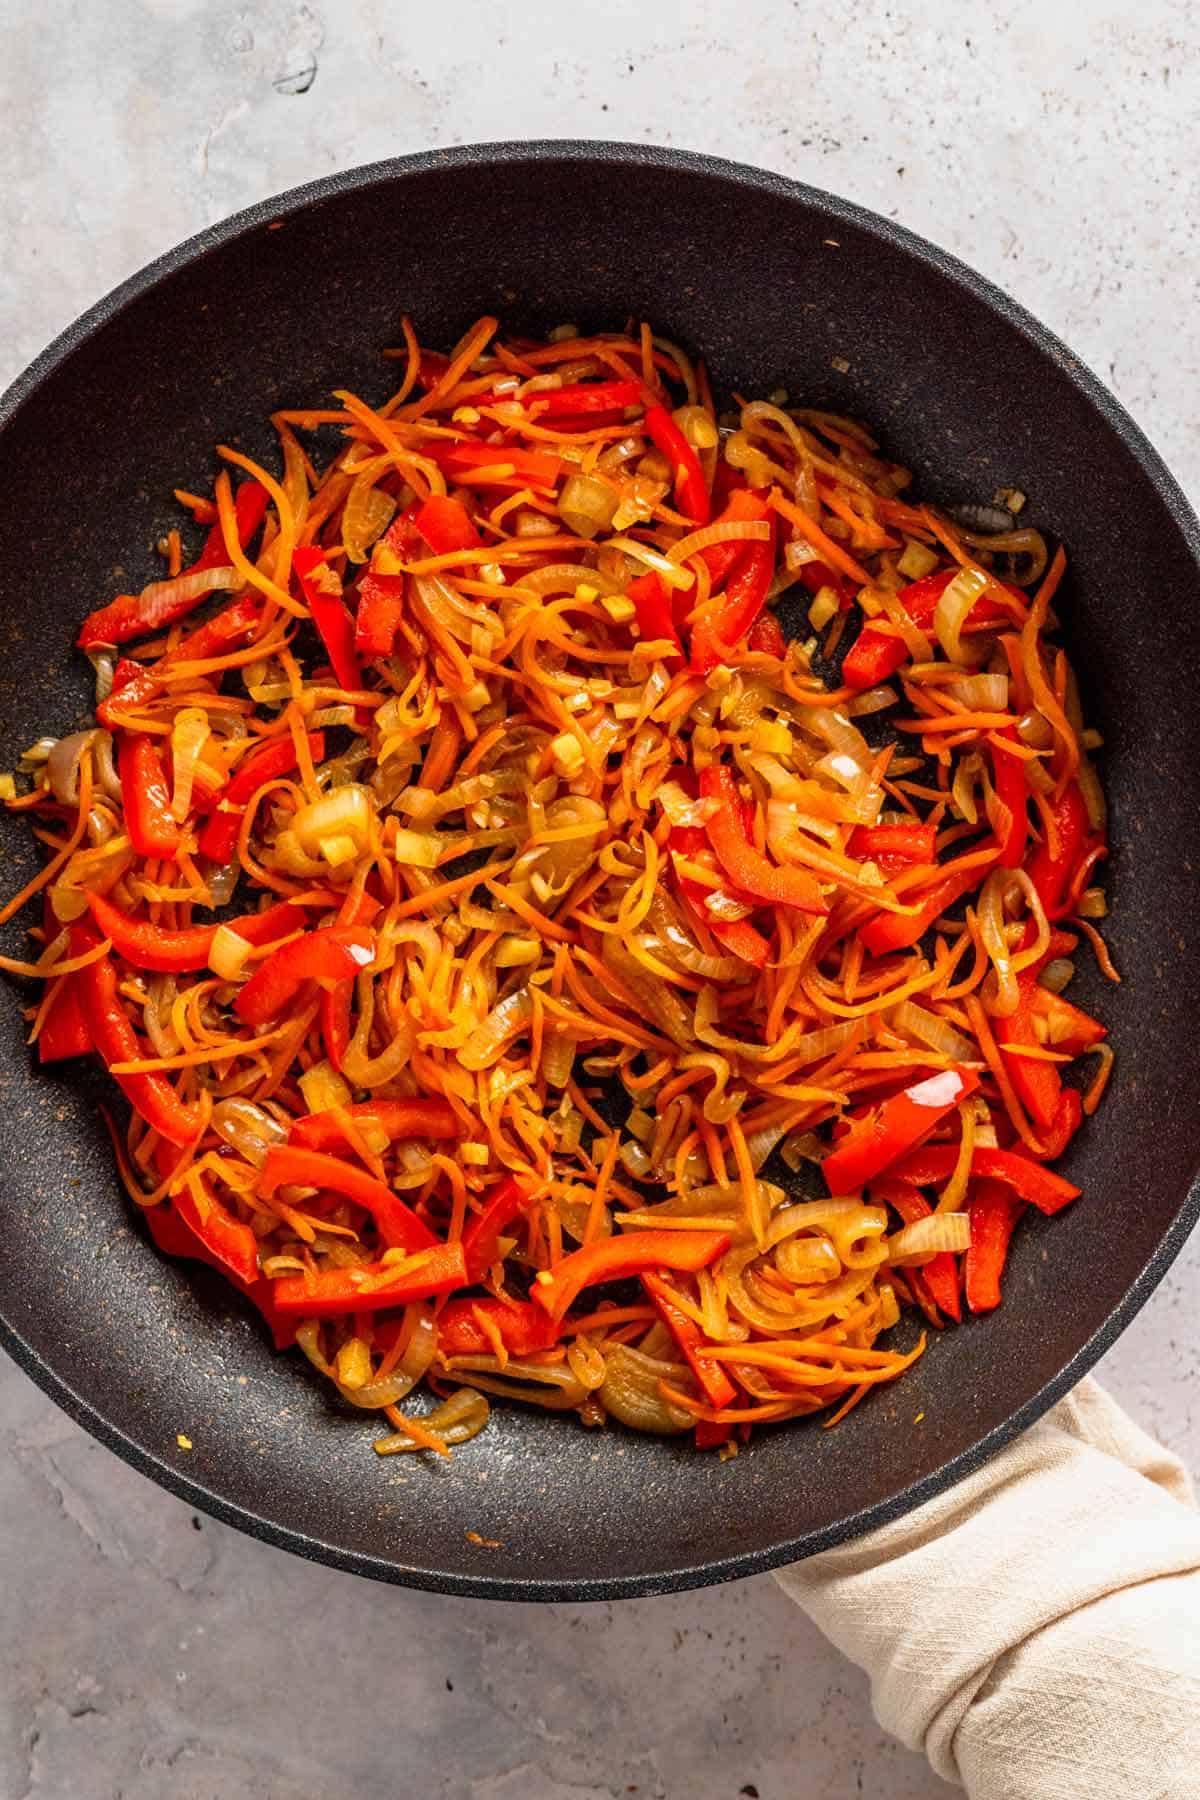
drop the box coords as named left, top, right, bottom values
left=989, top=728, right=1029, bottom=869
left=197, top=729, right=326, bottom=865
left=234, top=926, right=375, bottom=1026
left=890, top=1143, right=1080, bottom=1215
left=1026, top=781, right=1090, bottom=919
left=289, top=1098, right=460, bottom=1153
left=641, top=1271, right=737, bottom=1408
left=841, top=568, right=1014, bottom=691
left=292, top=548, right=363, bottom=694
left=319, top=980, right=352, bottom=1073
left=873, top=1179, right=961, bottom=1323
left=260, top=1145, right=439, bottom=1253
left=626, top=571, right=683, bottom=660
left=84, top=892, right=314, bottom=974
left=532, top=1229, right=731, bottom=1321
left=531, top=378, right=641, bottom=417
left=690, top=515, right=777, bottom=673
left=118, top=734, right=181, bottom=860
left=436, top=1295, right=561, bottom=1358
left=643, top=403, right=711, bottom=525
left=270, top=1241, right=468, bottom=1318
left=859, top=846, right=1000, bottom=957
left=964, top=1179, right=1024, bottom=1312
left=144, top=1201, right=295, bottom=1350
left=354, top=571, right=406, bottom=657
left=38, top=974, right=93, bottom=1062
left=823, top=1067, right=980, bottom=1194
left=993, top=970, right=1062, bottom=1132
left=460, top=1176, right=530, bottom=1282
left=700, top=764, right=827, bottom=915
left=414, top=494, right=482, bottom=555
left=70, top=926, right=206, bottom=1145
left=847, top=823, right=937, bottom=867
left=425, top=441, right=563, bottom=489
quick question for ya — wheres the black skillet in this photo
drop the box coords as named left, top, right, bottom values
left=0, top=144, right=1197, bottom=1601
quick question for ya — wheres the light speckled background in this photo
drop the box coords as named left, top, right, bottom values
left=1, top=4, right=1197, bottom=1796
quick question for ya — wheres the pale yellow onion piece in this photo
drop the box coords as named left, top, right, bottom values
left=210, top=1098, right=287, bottom=1169
left=873, top=583, right=933, bottom=662
left=947, top=672, right=1009, bottom=710
left=342, top=476, right=396, bottom=563
left=667, top=518, right=770, bottom=565
left=373, top=1388, right=490, bottom=1453
left=457, top=988, right=534, bottom=1071
left=599, top=1344, right=694, bottom=1435
left=604, top=535, right=695, bottom=591
left=208, top=924, right=253, bottom=982
left=444, top=1360, right=586, bottom=1412
left=168, top=708, right=211, bottom=822
left=888, top=1211, right=972, bottom=1264
left=889, top=999, right=977, bottom=1065
left=1039, top=957, right=1075, bottom=996
left=298, top=1060, right=352, bottom=1117
left=293, top=783, right=374, bottom=856
left=557, top=472, right=618, bottom=539
left=933, top=566, right=991, bottom=663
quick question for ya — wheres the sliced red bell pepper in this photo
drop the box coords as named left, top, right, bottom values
left=964, top=1179, right=1024, bottom=1312
left=96, top=657, right=158, bottom=726
left=794, top=558, right=854, bottom=607
left=319, top=980, right=352, bottom=1074
left=234, top=925, right=375, bottom=1026
left=354, top=570, right=406, bottom=657
left=824, top=1067, right=980, bottom=1194
left=627, top=571, right=682, bottom=659
left=71, top=926, right=206, bottom=1145
left=425, top=440, right=563, bottom=489
left=197, top=729, right=326, bottom=865
left=641, top=1271, right=737, bottom=1408
left=694, top=1419, right=735, bottom=1449
left=1033, top=1084, right=1083, bottom=1160
left=531, top=378, right=641, bottom=417
left=38, top=975, right=93, bottom=1062
left=643, top=403, right=711, bottom=525
left=690, top=515, right=777, bottom=673
left=171, top=1174, right=260, bottom=1287
left=270, top=1241, right=468, bottom=1318
left=873, top=1179, right=961, bottom=1323
left=144, top=1200, right=294, bottom=1350
left=77, top=482, right=267, bottom=649
left=847, top=823, right=937, bottom=867
left=436, top=1295, right=561, bottom=1358
left=119, top=734, right=181, bottom=860
left=671, top=825, right=771, bottom=968
left=691, top=491, right=773, bottom=588
left=414, top=494, right=482, bottom=555
left=461, top=1176, right=530, bottom=1283
left=168, top=592, right=263, bottom=666
left=859, top=846, right=999, bottom=956
left=85, top=892, right=312, bottom=974
left=700, top=764, right=827, bottom=915
left=289, top=1098, right=460, bottom=1153
left=532, top=1228, right=731, bottom=1321
left=292, top=548, right=363, bottom=694
left=1030, top=986, right=1107, bottom=1056
left=890, top=1143, right=1080, bottom=1215
left=260, top=1145, right=439, bottom=1253
left=841, top=568, right=1014, bottom=691
left=1026, top=782, right=1091, bottom=919
left=747, top=610, right=786, bottom=657
left=993, top=965, right=1063, bottom=1132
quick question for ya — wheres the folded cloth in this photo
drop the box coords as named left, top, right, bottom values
left=776, top=1379, right=1200, bottom=1798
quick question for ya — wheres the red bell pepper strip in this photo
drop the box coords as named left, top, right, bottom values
left=170, top=1173, right=260, bottom=1287
left=873, top=1179, right=961, bottom=1323
left=671, top=825, right=772, bottom=969
left=414, top=494, right=482, bottom=555
left=994, top=969, right=1062, bottom=1132
left=989, top=729, right=1029, bottom=869
left=354, top=570, right=406, bottom=657
left=641, top=1271, right=738, bottom=1408
left=841, top=568, right=1014, bottom=691
left=1026, top=782, right=1091, bottom=919
left=436, top=1295, right=561, bottom=1358
left=292, top=548, right=363, bottom=694
left=425, top=440, right=563, bottom=488
left=170, top=592, right=263, bottom=665
left=189, top=479, right=269, bottom=574
left=319, top=981, right=352, bottom=1073
left=691, top=491, right=772, bottom=587
left=643, top=404, right=711, bottom=525
left=700, top=764, right=827, bottom=915
left=1033, top=1084, right=1083, bottom=1160
left=77, top=482, right=267, bottom=649
left=96, top=658, right=158, bottom=726
left=118, top=734, right=181, bottom=860
left=234, top=926, right=375, bottom=1026
left=823, top=1067, right=980, bottom=1194
left=71, top=927, right=206, bottom=1145
left=197, top=729, right=326, bottom=864
left=690, top=515, right=777, bottom=673
left=260, top=1145, right=440, bottom=1253
left=532, top=1228, right=731, bottom=1321
left=847, top=823, right=937, bottom=867
left=531, top=378, right=642, bottom=417
left=747, top=610, right=786, bottom=657
left=144, top=1200, right=294, bottom=1350
left=38, top=975, right=92, bottom=1062
left=627, top=571, right=682, bottom=659
left=85, top=892, right=313, bottom=973
left=1029, top=986, right=1107, bottom=1056
left=270, top=1241, right=468, bottom=1319
left=859, top=846, right=1000, bottom=957
left=461, top=1176, right=531, bottom=1282
left=964, top=1179, right=1024, bottom=1312
left=891, top=1143, right=1080, bottom=1215
left=290, top=1098, right=460, bottom=1153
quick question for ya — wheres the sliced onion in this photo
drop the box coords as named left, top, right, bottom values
left=209, top=924, right=252, bottom=981
left=342, top=475, right=396, bottom=563
left=457, top=988, right=534, bottom=1071
left=603, top=937, right=694, bottom=1046
left=786, top=1020, right=859, bottom=1066
left=1077, top=756, right=1107, bottom=832
left=889, top=1000, right=977, bottom=1064
left=604, top=535, right=695, bottom=592
left=784, top=539, right=821, bottom=570
left=211, top=1098, right=287, bottom=1168
left=558, top=473, right=618, bottom=539
left=373, top=1388, right=490, bottom=1453
left=89, top=652, right=115, bottom=705
left=668, top=519, right=770, bottom=565
left=169, top=707, right=210, bottom=821
left=933, top=567, right=990, bottom=663
left=803, top=706, right=872, bottom=771
left=1039, top=958, right=1075, bottom=995
left=46, top=731, right=98, bottom=806
left=599, top=1344, right=693, bottom=1435
left=888, top=1212, right=971, bottom=1263
left=976, top=866, right=1021, bottom=1017
left=874, top=584, right=932, bottom=662
left=947, top=673, right=1009, bottom=710
left=844, top=684, right=897, bottom=717
left=780, top=1130, right=829, bottom=1171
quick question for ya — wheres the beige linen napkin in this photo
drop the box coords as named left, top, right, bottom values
left=776, top=1379, right=1200, bottom=1798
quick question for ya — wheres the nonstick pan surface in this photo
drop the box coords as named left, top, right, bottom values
left=0, top=143, right=1197, bottom=1600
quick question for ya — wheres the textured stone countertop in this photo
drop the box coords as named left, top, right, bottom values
left=1, top=3, right=1197, bottom=1795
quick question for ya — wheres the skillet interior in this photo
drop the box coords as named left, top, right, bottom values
left=0, top=143, right=1197, bottom=1599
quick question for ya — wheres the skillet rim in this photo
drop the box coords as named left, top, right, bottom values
left=1, top=138, right=1197, bottom=1601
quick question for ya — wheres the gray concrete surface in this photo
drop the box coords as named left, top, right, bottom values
left=1, top=2, right=1197, bottom=1794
